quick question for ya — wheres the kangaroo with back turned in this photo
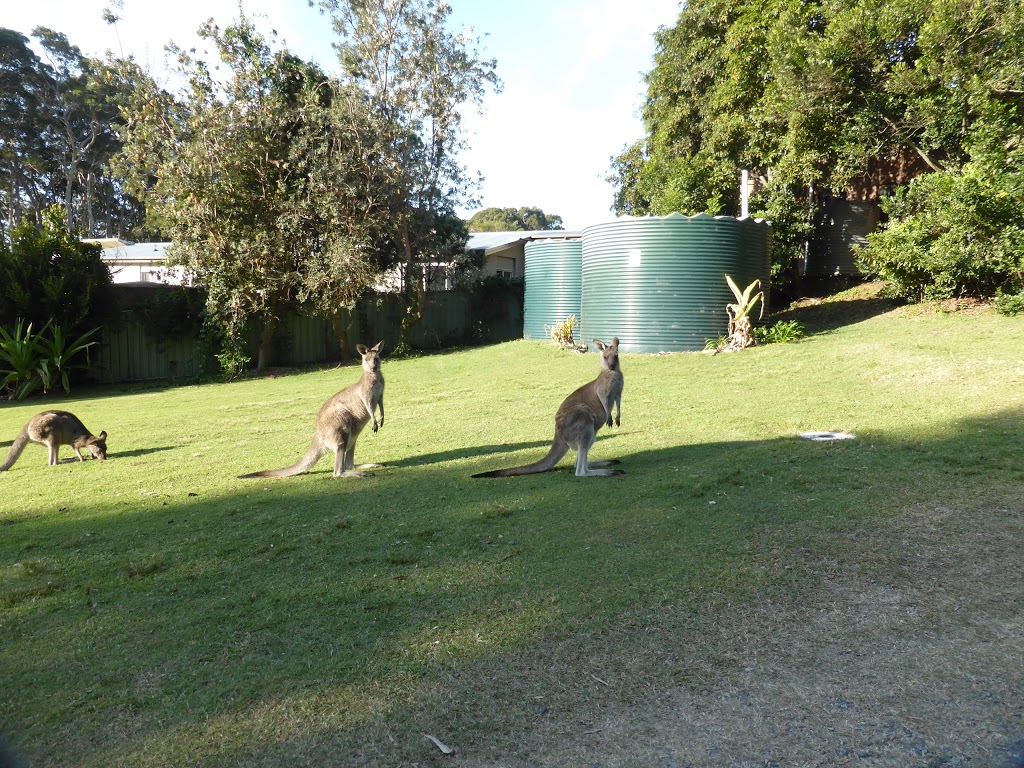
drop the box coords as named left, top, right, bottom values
left=473, top=337, right=624, bottom=478
left=239, top=341, right=385, bottom=479
left=1, top=410, right=107, bottom=471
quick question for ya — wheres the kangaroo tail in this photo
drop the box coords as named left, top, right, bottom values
left=239, top=439, right=326, bottom=479
left=0, top=427, right=30, bottom=472
left=471, top=439, right=569, bottom=478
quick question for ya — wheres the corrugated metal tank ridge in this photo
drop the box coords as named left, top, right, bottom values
left=581, top=213, right=772, bottom=354
left=523, top=239, right=584, bottom=342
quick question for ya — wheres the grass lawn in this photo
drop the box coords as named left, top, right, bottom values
left=1, top=284, right=1022, bottom=767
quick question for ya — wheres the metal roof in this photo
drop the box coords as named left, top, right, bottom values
left=98, top=242, right=170, bottom=263
left=467, top=230, right=582, bottom=255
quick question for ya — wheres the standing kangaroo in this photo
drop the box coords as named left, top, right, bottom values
left=1, top=410, right=107, bottom=471
left=473, top=337, right=624, bottom=478
left=239, top=341, right=385, bottom=479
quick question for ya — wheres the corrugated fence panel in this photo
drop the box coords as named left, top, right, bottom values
left=87, top=289, right=523, bottom=384
left=274, top=314, right=335, bottom=366
left=413, top=292, right=471, bottom=347
left=93, top=319, right=205, bottom=383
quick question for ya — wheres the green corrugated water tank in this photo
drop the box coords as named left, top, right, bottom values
left=523, top=239, right=584, bottom=341
left=582, top=213, right=772, bottom=353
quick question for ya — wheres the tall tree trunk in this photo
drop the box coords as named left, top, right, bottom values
left=257, top=321, right=276, bottom=371
left=396, top=219, right=425, bottom=353
left=64, top=163, right=76, bottom=231
left=331, top=311, right=353, bottom=361
left=85, top=170, right=95, bottom=234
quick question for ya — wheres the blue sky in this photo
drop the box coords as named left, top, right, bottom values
left=5, top=0, right=681, bottom=230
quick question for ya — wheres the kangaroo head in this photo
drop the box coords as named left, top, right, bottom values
left=87, top=431, right=107, bottom=461
left=356, top=340, right=385, bottom=373
left=594, top=337, right=620, bottom=371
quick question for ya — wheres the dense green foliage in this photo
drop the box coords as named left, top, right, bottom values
left=615, top=0, right=1024, bottom=298
left=117, top=17, right=360, bottom=370
left=994, top=289, right=1024, bottom=316
left=0, top=206, right=115, bottom=333
left=467, top=206, right=564, bottom=231
left=118, top=2, right=499, bottom=368
left=859, top=163, right=1024, bottom=300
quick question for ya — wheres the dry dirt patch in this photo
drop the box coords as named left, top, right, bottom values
left=418, top=503, right=1024, bottom=768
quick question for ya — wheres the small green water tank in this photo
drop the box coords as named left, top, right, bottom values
left=582, top=214, right=772, bottom=353
left=523, top=239, right=584, bottom=342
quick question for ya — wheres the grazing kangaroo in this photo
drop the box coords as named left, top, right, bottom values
left=1, top=410, right=107, bottom=471
left=239, top=341, right=385, bottom=479
left=473, top=337, right=624, bottom=478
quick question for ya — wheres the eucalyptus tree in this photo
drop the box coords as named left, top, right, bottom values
left=0, top=26, right=140, bottom=236
left=321, top=0, right=500, bottom=350
left=0, top=28, right=51, bottom=229
left=118, top=14, right=383, bottom=369
left=28, top=28, right=128, bottom=233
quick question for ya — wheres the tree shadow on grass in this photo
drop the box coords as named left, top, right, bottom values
left=1, top=408, right=1022, bottom=766
left=770, top=284, right=906, bottom=335
left=389, top=439, right=552, bottom=468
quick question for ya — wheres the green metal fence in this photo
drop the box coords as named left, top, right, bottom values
left=86, top=289, right=523, bottom=384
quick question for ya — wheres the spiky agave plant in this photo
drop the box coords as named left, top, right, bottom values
left=724, top=274, right=764, bottom=351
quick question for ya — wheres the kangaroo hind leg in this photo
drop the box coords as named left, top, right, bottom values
left=346, top=429, right=383, bottom=471
left=333, top=431, right=375, bottom=478
left=573, top=432, right=623, bottom=477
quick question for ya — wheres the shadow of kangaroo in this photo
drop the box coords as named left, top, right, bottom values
left=0, top=410, right=107, bottom=471
left=239, top=341, right=385, bottom=479
left=472, top=337, right=624, bottom=478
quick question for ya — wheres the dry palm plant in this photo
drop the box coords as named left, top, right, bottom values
left=724, top=274, right=764, bottom=351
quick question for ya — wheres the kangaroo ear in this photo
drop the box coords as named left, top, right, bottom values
left=611, top=336, right=619, bottom=348
left=372, top=340, right=384, bottom=353
left=356, top=344, right=368, bottom=356
left=98, top=431, right=107, bottom=440
left=594, top=339, right=606, bottom=350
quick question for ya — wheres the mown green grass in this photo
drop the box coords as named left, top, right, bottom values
left=1, top=287, right=1023, bottom=766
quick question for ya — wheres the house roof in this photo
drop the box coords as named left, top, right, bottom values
left=467, top=230, right=582, bottom=256
left=81, top=237, right=129, bottom=249
left=97, top=242, right=171, bottom=265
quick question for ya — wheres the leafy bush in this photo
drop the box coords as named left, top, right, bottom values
left=858, top=165, right=1024, bottom=301
left=0, top=206, right=116, bottom=334
left=134, top=286, right=207, bottom=344
left=994, top=290, right=1024, bottom=316
left=755, top=319, right=805, bottom=345
left=35, top=323, right=100, bottom=395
